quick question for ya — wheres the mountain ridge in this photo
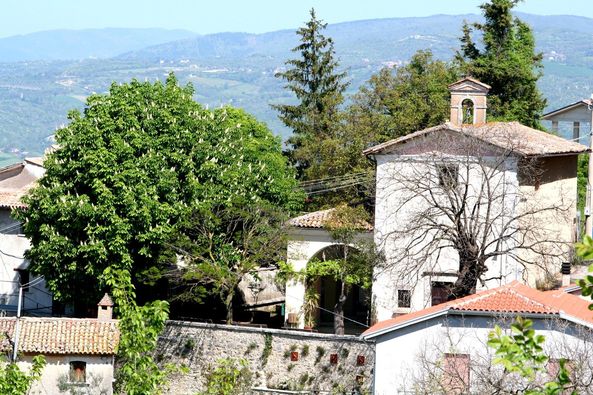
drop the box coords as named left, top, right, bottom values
left=0, top=13, right=591, bottom=164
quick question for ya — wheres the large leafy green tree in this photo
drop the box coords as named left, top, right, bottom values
left=17, top=75, right=300, bottom=310
left=347, top=50, right=458, bottom=143
left=17, top=74, right=301, bottom=393
left=274, top=8, right=349, bottom=181
left=456, top=0, right=546, bottom=128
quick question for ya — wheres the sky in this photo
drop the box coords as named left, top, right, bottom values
left=1, top=0, right=593, bottom=38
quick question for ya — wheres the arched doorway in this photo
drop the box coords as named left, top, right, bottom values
left=306, top=244, right=371, bottom=335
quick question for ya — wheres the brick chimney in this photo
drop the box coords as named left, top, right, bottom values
left=448, top=77, right=491, bottom=126
left=97, top=293, right=114, bottom=321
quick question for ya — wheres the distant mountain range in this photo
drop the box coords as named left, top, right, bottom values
left=0, top=13, right=591, bottom=164
left=0, top=28, right=197, bottom=61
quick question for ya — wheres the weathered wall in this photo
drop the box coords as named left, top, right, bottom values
left=25, top=354, right=114, bottom=395
left=158, top=321, right=375, bottom=394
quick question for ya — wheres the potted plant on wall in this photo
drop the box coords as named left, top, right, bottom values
left=302, top=288, right=319, bottom=330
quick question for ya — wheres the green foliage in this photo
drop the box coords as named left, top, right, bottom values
left=488, top=317, right=575, bottom=395
left=261, top=334, right=273, bottom=368
left=16, top=74, right=301, bottom=393
left=105, top=267, right=173, bottom=395
left=348, top=50, right=458, bottom=143
left=175, top=203, right=298, bottom=323
left=301, top=344, right=310, bottom=357
left=488, top=317, right=547, bottom=379
left=17, top=74, right=301, bottom=310
left=0, top=355, right=45, bottom=395
left=302, top=288, right=320, bottom=328
left=456, top=0, right=546, bottom=128
left=199, top=358, right=252, bottom=395
left=577, top=236, right=593, bottom=301
left=273, top=8, right=349, bottom=180
left=315, top=346, right=326, bottom=365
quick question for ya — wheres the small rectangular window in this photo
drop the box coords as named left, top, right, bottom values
left=17, top=270, right=29, bottom=293
left=431, top=282, right=450, bottom=306
left=437, top=164, right=459, bottom=190
left=397, top=290, right=411, bottom=308
left=442, top=353, right=470, bottom=393
left=69, top=361, right=86, bottom=383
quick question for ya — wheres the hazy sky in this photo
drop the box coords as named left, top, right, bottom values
left=1, top=0, right=592, bottom=38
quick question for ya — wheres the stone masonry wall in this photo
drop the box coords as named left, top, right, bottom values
left=158, top=321, right=375, bottom=394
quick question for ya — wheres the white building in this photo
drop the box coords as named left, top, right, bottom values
left=0, top=158, right=53, bottom=316
left=284, top=208, right=373, bottom=333
left=0, top=294, right=118, bottom=394
left=364, top=77, right=588, bottom=321
left=362, top=281, right=593, bottom=394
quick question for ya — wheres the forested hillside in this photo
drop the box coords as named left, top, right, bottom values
left=0, top=13, right=591, bottom=163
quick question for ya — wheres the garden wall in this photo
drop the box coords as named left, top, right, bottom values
left=158, top=320, right=375, bottom=394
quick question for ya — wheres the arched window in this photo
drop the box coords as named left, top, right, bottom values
left=461, top=98, right=474, bottom=124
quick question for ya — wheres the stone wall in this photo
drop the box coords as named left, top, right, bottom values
left=158, top=321, right=375, bottom=394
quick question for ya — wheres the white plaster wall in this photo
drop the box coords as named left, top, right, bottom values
left=22, top=354, right=114, bottom=395
left=516, top=156, right=578, bottom=287
left=370, top=315, right=590, bottom=395
left=372, top=153, right=522, bottom=321
left=0, top=214, right=52, bottom=316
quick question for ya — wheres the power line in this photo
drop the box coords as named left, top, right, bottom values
left=299, top=172, right=370, bottom=187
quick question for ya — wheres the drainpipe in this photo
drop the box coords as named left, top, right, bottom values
left=12, top=285, right=22, bottom=362
left=588, top=106, right=593, bottom=238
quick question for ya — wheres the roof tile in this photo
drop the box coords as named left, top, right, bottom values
left=0, top=317, right=119, bottom=355
left=363, top=281, right=593, bottom=337
left=363, top=122, right=588, bottom=157
left=288, top=208, right=373, bottom=231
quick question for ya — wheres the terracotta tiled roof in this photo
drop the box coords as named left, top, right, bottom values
left=0, top=188, right=30, bottom=209
left=362, top=281, right=593, bottom=338
left=0, top=317, right=119, bottom=355
left=0, top=160, right=44, bottom=209
left=287, top=208, right=373, bottom=231
left=363, top=122, right=588, bottom=157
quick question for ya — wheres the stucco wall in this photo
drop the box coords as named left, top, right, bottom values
left=0, top=209, right=52, bottom=316
left=285, top=228, right=372, bottom=329
left=23, top=354, right=114, bottom=395
left=157, top=321, right=375, bottom=394
left=369, top=315, right=592, bottom=395
left=517, top=155, right=578, bottom=286
left=372, top=153, right=522, bottom=321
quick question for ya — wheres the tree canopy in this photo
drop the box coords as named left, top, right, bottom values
left=347, top=50, right=458, bottom=144
left=456, top=0, right=546, bottom=128
left=273, top=8, right=349, bottom=181
left=17, top=74, right=302, bottom=309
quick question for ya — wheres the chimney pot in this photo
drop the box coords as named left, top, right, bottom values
left=97, top=293, right=114, bottom=320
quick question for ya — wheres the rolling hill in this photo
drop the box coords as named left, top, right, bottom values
left=0, top=14, right=592, bottom=164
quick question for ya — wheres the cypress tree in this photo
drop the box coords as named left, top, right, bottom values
left=274, top=8, right=349, bottom=179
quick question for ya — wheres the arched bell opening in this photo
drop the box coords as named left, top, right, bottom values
left=461, top=98, right=475, bottom=124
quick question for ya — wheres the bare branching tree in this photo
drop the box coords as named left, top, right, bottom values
left=375, top=125, right=575, bottom=301
left=167, top=203, right=289, bottom=323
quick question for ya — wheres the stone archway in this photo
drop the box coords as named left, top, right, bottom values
left=308, top=245, right=371, bottom=334
left=284, top=209, right=373, bottom=332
